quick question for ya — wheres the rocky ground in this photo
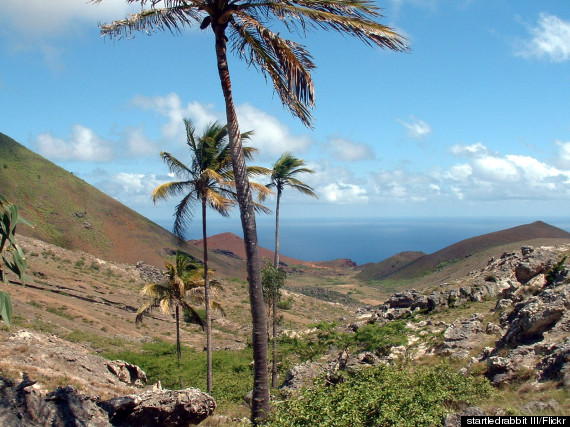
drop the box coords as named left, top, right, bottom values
left=1, top=241, right=569, bottom=424
left=281, top=243, right=570, bottom=415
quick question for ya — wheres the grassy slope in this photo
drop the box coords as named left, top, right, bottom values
left=0, top=132, right=238, bottom=273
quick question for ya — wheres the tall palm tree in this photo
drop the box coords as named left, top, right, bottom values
left=266, top=152, right=316, bottom=387
left=97, top=1, right=407, bottom=420
left=152, top=119, right=267, bottom=393
left=136, top=251, right=207, bottom=368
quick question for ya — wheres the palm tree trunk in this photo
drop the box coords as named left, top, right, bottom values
left=176, top=305, right=181, bottom=369
left=202, top=199, right=213, bottom=394
left=271, top=188, right=282, bottom=388
left=273, top=188, right=281, bottom=269
left=214, top=24, right=270, bottom=423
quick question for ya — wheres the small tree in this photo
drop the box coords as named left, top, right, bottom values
left=0, top=194, right=32, bottom=326
left=136, top=251, right=223, bottom=368
left=261, top=260, right=286, bottom=387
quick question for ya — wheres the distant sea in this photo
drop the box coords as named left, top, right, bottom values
left=154, top=216, right=570, bottom=266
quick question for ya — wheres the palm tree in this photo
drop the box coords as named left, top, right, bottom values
left=152, top=119, right=267, bottom=393
left=97, top=1, right=407, bottom=420
left=136, top=251, right=207, bottom=368
left=266, top=152, right=316, bottom=387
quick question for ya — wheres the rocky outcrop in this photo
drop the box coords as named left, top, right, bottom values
left=135, top=261, right=165, bottom=283
left=481, top=248, right=570, bottom=386
left=101, top=388, right=216, bottom=426
left=440, top=313, right=486, bottom=359
left=0, top=378, right=111, bottom=427
left=0, top=376, right=216, bottom=427
left=107, top=360, right=148, bottom=387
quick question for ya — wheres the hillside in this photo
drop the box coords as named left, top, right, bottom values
left=190, top=232, right=310, bottom=267
left=356, top=220, right=570, bottom=282
left=0, top=133, right=230, bottom=270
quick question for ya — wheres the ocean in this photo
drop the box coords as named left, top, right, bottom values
left=154, top=216, right=570, bottom=266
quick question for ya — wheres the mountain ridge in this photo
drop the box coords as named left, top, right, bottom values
left=356, top=220, right=570, bottom=281
left=0, top=132, right=206, bottom=268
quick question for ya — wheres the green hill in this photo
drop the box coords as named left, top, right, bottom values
left=0, top=132, right=231, bottom=270
left=356, top=221, right=570, bottom=282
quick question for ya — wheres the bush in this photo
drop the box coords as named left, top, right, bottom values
left=266, top=363, right=493, bottom=426
left=353, top=320, right=408, bottom=355
left=277, top=296, right=293, bottom=310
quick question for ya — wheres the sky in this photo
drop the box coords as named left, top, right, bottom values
left=1, top=0, right=570, bottom=239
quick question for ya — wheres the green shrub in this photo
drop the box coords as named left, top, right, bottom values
left=277, top=296, right=293, bottom=310
left=353, top=320, right=408, bottom=355
left=266, top=363, right=493, bottom=426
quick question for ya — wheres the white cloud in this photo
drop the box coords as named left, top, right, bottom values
left=364, top=142, right=570, bottom=206
left=0, top=0, right=136, bottom=38
left=444, top=142, right=570, bottom=199
left=321, top=183, right=368, bottom=204
left=36, top=125, right=114, bottom=162
left=397, top=116, right=432, bottom=140
left=236, top=104, right=313, bottom=158
left=124, top=126, right=159, bottom=157
left=0, top=1, right=138, bottom=68
left=516, top=13, right=570, bottom=62
left=131, top=93, right=220, bottom=142
left=132, top=94, right=312, bottom=160
left=556, top=140, right=570, bottom=169
left=93, top=170, right=169, bottom=209
left=450, top=142, right=488, bottom=157
left=325, top=136, right=375, bottom=162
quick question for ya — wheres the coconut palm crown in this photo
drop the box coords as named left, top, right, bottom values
left=95, top=0, right=407, bottom=128
left=135, top=251, right=223, bottom=367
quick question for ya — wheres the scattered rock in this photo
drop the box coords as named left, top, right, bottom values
left=107, top=360, right=147, bottom=387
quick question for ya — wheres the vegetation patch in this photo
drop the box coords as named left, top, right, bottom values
left=289, top=286, right=360, bottom=306
left=266, top=363, right=493, bottom=426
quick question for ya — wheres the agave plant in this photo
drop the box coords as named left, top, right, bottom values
left=0, top=194, right=33, bottom=326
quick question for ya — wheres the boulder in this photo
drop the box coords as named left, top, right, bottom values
left=101, top=388, right=216, bottom=426
left=107, top=360, right=148, bottom=387
left=0, top=375, right=216, bottom=427
left=500, top=295, right=566, bottom=347
left=0, top=378, right=110, bottom=427
left=386, top=291, right=419, bottom=308
left=440, top=314, right=485, bottom=358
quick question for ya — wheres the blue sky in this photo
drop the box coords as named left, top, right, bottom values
left=1, top=0, right=570, bottom=237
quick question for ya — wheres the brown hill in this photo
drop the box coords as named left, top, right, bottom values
left=357, top=221, right=570, bottom=281
left=190, top=232, right=311, bottom=267
left=0, top=132, right=232, bottom=271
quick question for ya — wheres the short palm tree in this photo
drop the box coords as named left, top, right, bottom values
left=152, top=119, right=268, bottom=393
left=266, top=152, right=316, bottom=387
left=136, top=251, right=208, bottom=368
left=97, top=1, right=407, bottom=420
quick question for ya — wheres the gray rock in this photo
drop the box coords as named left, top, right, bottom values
left=501, top=297, right=565, bottom=347
left=0, top=378, right=110, bottom=427
left=101, top=388, right=216, bottom=426
left=107, top=360, right=147, bottom=387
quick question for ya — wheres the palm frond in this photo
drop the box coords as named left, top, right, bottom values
left=259, top=0, right=408, bottom=51
left=204, top=188, right=235, bottom=217
left=180, top=300, right=205, bottom=330
left=160, top=152, right=193, bottom=178
left=246, top=165, right=272, bottom=177
left=98, top=4, right=203, bottom=39
left=230, top=13, right=316, bottom=127
left=135, top=300, right=156, bottom=324
left=173, top=192, right=197, bottom=238
left=152, top=181, right=191, bottom=202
